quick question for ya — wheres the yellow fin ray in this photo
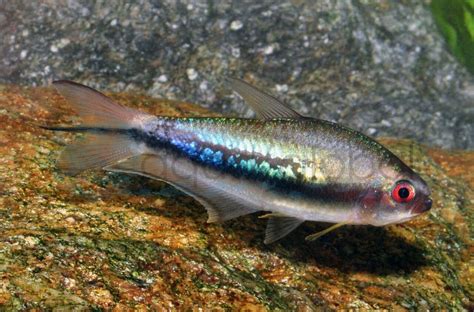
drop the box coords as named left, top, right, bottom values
left=258, top=212, right=287, bottom=219
left=305, top=222, right=347, bottom=241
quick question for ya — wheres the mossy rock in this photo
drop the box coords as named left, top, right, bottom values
left=0, top=86, right=472, bottom=310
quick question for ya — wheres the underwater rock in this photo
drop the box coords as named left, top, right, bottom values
left=0, top=86, right=472, bottom=310
left=0, top=1, right=473, bottom=149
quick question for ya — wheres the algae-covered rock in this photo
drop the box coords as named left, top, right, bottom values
left=0, top=86, right=472, bottom=310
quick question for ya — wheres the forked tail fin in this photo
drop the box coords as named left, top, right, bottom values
left=52, top=80, right=148, bottom=129
left=45, top=80, right=152, bottom=175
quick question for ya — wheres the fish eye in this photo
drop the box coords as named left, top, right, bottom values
left=391, top=181, right=415, bottom=203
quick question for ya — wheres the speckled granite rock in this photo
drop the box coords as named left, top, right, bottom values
left=0, top=85, right=472, bottom=310
left=0, top=1, right=473, bottom=149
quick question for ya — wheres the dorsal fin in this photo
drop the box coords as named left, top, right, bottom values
left=227, top=78, right=304, bottom=120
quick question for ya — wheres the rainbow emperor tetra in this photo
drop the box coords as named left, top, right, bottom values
left=43, top=78, right=432, bottom=244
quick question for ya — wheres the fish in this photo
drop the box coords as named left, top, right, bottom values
left=42, top=78, right=432, bottom=244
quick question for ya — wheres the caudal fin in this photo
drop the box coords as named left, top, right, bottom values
left=53, top=80, right=147, bottom=128
left=57, top=133, right=147, bottom=176
left=48, top=80, right=151, bottom=175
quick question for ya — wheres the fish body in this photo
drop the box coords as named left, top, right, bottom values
left=135, top=116, right=414, bottom=224
left=44, top=79, right=432, bottom=243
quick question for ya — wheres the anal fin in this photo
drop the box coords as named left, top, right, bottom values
left=106, top=154, right=258, bottom=222
left=264, top=215, right=304, bottom=244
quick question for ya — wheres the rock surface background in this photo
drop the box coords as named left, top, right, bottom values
left=0, top=85, right=472, bottom=310
left=0, top=0, right=473, bottom=149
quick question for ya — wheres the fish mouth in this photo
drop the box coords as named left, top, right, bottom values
left=411, top=198, right=432, bottom=215
left=375, top=198, right=432, bottom=226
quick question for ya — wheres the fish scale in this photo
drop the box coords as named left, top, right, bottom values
left=171, top=119, right=304, bottom=181
left=153, top=117, right=371, bottom=186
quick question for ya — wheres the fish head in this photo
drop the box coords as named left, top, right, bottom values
left=356, top=166, right=432, bottom=226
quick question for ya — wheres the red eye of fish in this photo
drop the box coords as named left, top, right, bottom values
left=391, top=181, right=415, bottom=203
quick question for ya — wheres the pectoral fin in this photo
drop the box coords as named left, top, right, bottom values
left=264, top=215, right=304, bottom=244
